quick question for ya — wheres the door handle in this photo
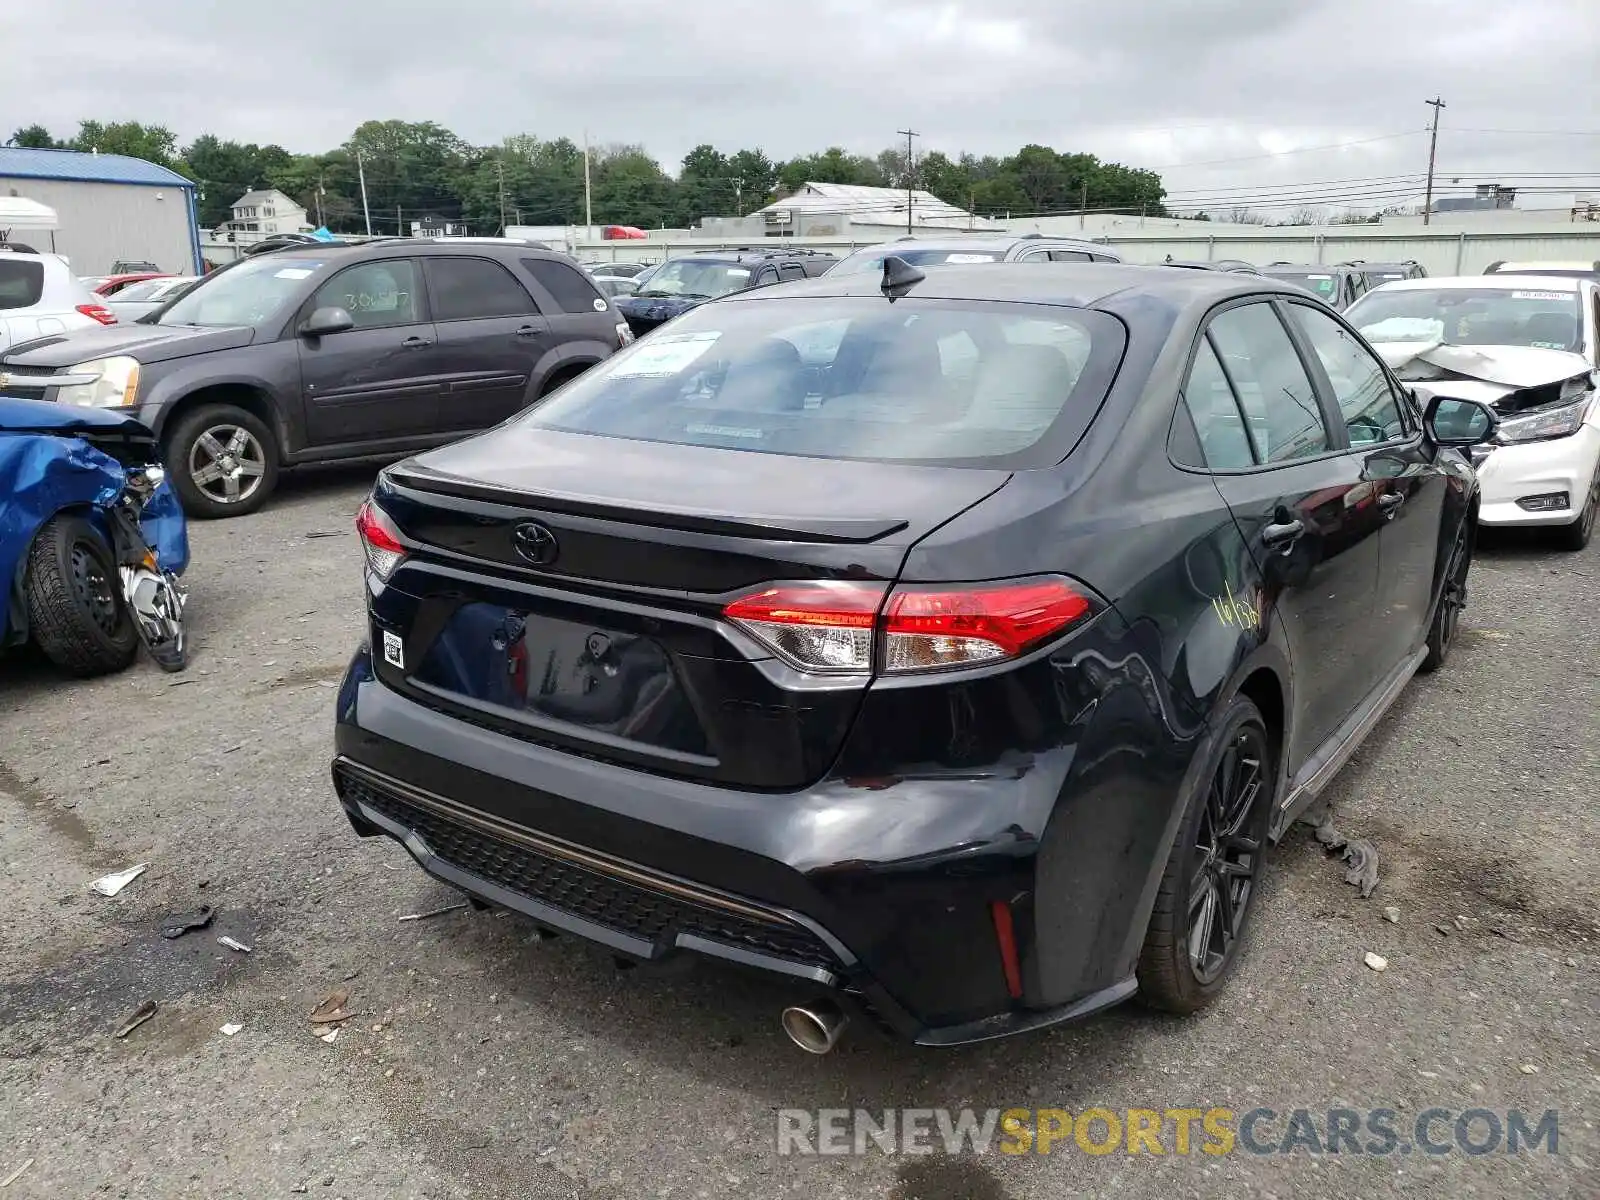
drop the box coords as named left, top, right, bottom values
left=401, top=336, right=432, bottom=349
left=1262, top=518, right=1305, bottom=548
left=1378, top=492, right=1405, bottom=514
left=515, top=325, right=542, bottom=338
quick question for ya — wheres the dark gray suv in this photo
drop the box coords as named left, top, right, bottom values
left=0, top=238, right=629, bottom=517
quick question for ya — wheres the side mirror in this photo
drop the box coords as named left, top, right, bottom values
left=1423, top=394, right=1499, bottom=447
left=300, top=306, right=354, bottom=337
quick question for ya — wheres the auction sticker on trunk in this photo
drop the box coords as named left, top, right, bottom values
left=1510, top=291, right=1569, bottom=301
left=382, top=629, right=404, bottom=669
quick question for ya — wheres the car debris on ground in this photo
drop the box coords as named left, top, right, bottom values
left=1309, top=808, right=1380, bottom=898
left=217, top=936, right=252, bottom=953
left=88, top=864, right=148, bottom=897
left=159, top=906, right=215, bottom=939
left=219, top=1023, right=243, bottom=1037
left=113, top=999, right=158, bottom=1039
left=0, top=1158, right=34, bottom=1188
left=398, top=902, right=468, bottom=922
left=309, top=988, right=353, bottom=1025
left=1364, top=952, right=1389, bottom=972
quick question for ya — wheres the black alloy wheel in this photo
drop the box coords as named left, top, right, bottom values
left=1186, top=723, right=1269, bottom=985
left=1138, top=697, right=1275, bottom=1013
left=1422, top=521, right=1472, bottom=672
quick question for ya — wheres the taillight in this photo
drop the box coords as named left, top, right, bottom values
left=723, top=576, right=1093, bottom=675
left=615, top=321, right=635, bottom=347
left=77, top=303, right=117, bottom=326
left=883, top=579, right=1091, bottom=671
left=355, top=498, right=405, bottom=580
left=724, top=581, right=885, bottom=672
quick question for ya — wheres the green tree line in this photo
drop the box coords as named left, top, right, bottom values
left=8, top=119, right=1167, bottom=233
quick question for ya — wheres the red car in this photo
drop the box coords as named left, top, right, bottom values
left=89, top=272, right=173, bottom=297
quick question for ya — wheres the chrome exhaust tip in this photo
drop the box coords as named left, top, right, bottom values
left=780, top=1001, right=847, bottom=1054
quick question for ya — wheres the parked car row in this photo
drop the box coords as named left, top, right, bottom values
left=3, top=234, right=1594, bottom=551
left=5, top=222, right=1594, bottom=1054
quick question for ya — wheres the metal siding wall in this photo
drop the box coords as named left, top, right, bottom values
left=0, top=177, right=196, bottom=275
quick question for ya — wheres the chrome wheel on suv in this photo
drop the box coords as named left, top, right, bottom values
left=166, top=403, right=280, bottom=519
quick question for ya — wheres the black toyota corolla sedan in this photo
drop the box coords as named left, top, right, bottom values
left=332, top=262, right=1499, bottom=1051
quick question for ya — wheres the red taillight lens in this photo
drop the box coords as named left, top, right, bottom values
left=883, top=579, right=1091, bottom=672
left=724, top=581, right=886, bottom=672
left=77, top=303, right=117, bottom=326
left=355, top=498, right=406, bottom=580
left=723, top=576, right=1092, bottom=675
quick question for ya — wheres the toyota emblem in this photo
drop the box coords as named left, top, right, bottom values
left=511, top=521, right=559, bottom=566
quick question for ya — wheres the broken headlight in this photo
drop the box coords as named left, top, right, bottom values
left=1495, top=392, right=1593, bottom=444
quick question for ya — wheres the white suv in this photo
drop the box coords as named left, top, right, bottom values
left=0, top=248, right=116, bottom=355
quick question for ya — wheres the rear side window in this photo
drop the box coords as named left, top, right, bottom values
left=1206, top=303, right=1330, bottom=463
left=778, top=262, right=806, bottom=282
left=1177, top=338, right=1256, bottom=469
left=518, top=297, right=1126, bottom=468
left=522, top=257, right=605, bottom=314
left=1049, top=250, right=1092, bottom=262
left=0, top=259, right=45, bottom=309
left=427, top=257, right=536, bottom=321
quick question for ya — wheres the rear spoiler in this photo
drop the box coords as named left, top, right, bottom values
left=383, top=463, right=910, bottom=544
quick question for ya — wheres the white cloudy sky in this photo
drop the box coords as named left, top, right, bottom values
left=8, top=0, right=1599, bottom=214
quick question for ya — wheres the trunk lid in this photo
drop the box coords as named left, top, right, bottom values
left=368, top=428, right=1010, bottom=789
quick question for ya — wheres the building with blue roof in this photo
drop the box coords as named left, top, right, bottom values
left=0, top=147, right=202, bottom=275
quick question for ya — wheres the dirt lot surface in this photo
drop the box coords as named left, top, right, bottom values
left=2, top=466, right=1595, bottom=1198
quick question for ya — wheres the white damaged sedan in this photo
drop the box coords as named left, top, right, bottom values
left=1346, top=274, right=1600, bottom=550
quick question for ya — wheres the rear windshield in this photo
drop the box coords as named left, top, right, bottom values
left=832, top=247, right=1005, bottom=275
left=1262, top=269, right=1339, bottom=301
left=520, top=296, right=1126, bottom=468
left=1347, top=287, right=1584, bottom=352
left=0, top=259, right=46, bottom=309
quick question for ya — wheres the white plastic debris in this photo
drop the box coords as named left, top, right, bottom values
left=1520, top=1063, right=1540, bottom=1075
left=1383, top=906, right=1400, bottom=924
left=318, top=1028, right=339, bottom=1044
left=219, top=1023, right=243, bottom=1037
left=88, top=864, right=149, bottom=897
left=217, top=936, right=253, bottom=953
left=0, top=1157, right=35, bottom=1188
left=1364, top=952, right=1389, bottom=972
left=398, top=902, right=469, bottom=922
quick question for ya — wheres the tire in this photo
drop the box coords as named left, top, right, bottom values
left=24, top=515, right=139, bottom=678
left=165, top=403, right=279, bottom=518
left=1554, top=467, right=1598, bottom=552
left=1137, top=697, right=1276, bottom=1014
left=1421, top=518, right=1473, bottom=673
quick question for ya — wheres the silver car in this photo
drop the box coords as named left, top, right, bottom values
left=105, top=276, right=200, bottom=322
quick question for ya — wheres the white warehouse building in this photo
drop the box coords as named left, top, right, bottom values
left=0, top=147, right=202, bottom=275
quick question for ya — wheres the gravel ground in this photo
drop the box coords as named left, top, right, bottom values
left=1, top=466, right=1595, bottom=1200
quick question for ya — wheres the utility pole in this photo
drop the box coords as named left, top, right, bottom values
left=582, top=129, right=594, bottom=239
left=1080, top=182, right=1088, bottom=231
left=496, top=157, right=508, bottom=234
left=315, top=173, right=325, bottom=228
left=897, top=128, right=918, bottom=235
left=731, top=176, right=744, bottom=215
left=356, top=150, right=373, bottom=237
left=1423, top=96, right=1446, bottom=226
left=396, top=205, right=402, bottom=237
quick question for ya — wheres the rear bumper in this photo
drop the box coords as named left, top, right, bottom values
left=1474, top=426, right=1600, bottom=527
left=332, top=642, right=1142, bottom=1045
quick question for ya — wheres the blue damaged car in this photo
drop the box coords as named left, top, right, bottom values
left=0, top=396, right=190, bottom=676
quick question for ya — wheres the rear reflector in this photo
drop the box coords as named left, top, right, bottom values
left=615, top=321, right=635, bottom=347
left=76, top=303, right=117, bottom=325
left=723, top=576, right=1093, bottom=674
left=355, top=498, right=406, bottom=580
left=990, top=900, right=1024, bottom=1000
